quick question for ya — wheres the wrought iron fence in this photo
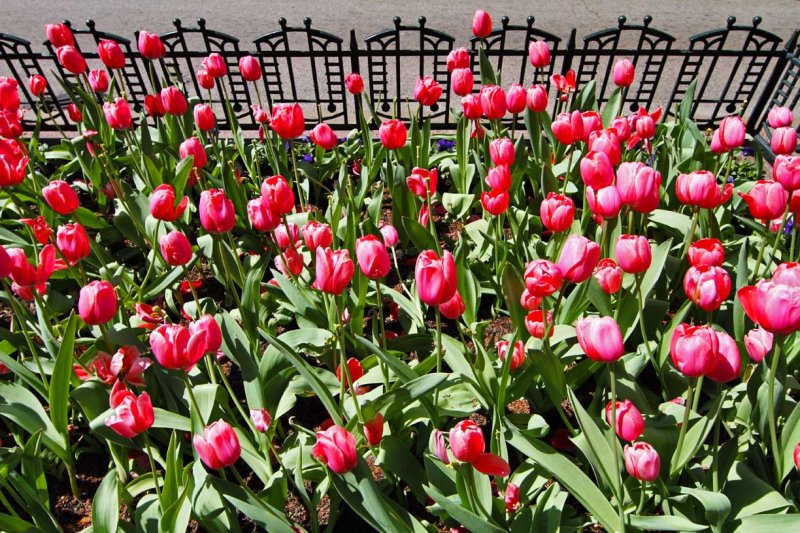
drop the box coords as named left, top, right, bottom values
left=1, top=15, right=798, bottom=156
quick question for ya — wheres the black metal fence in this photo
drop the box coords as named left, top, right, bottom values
left=1, top=15, right=798, bottom=151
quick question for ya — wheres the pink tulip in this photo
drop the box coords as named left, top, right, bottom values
left=336, top=357, right=364, bottom=389
left=527, top=84, right=548, bottom=112
left=28, top=75, right=47, bottom=97
left=461, top=95, right=482, bottom=119
left=247, top=197, right=281, bottom=232
left=613, top=59, right=635, bottom=87
left=540, top=193, right=575, bottom=233
left=506, top=83, right=527, bottom=115
left=744, top=328, right=773, bottom=363
left=479, top=85, right=507, bottom=120
left=144, top=94, right=165, bottom=117
left=706, top=330, right=741, bottom=383
left=505, top=483, right=521, bottom=513
left=160, top=86, right=187, bottom=116
left=525, top=309, right=553, bottom=339
left=688, top=238, right=725, bottom=267
left=105, top=383, right=154, bottom=438
left=520, top=289, right=542, bottom=311
left=738, top=180, right=789, bottom=221
left=433, top=429, right=449, bottom=464
left=179, top=137, right=207, bottom=169
left=576, top=316, right=625, bottom=362
left=615, top=234, right=651, bottom=274
left=189, top=314, right=222, bottom=355
left=557, top=234, right=601, bottom=283
left=586, top=185, right=622, bottom=221
left=589, top=129, right=621, bottom=166
left=610, top=116, right=632, bottom=142
left=313, top=247, right=354, bottom=295
left=524, top=259, right=563, bottom=297
left=771, top=127, right=797, bottom=155
left=159, top=231, right=193, bottom=266
left=238, top=55, right=262, bottom=81
left=414, top=75, right=443, bottom=107
left=56, top=223, right=90, bottom=264
left=481, top=188, right=509, bottom=215
left=193, top=104, right=216, bottom=131
left=716, top=116, right=746, bottom=152
left=768, top=107, right=793, bottom=128
left=45, top=23, right=74, bottom=48
left=78, top=280, right=117, bottom=325
left=261, top=174, right=295, bottom=215
left=194, top=420, right=241, bottom=469
left=415, top=249, right=457, bottom=306
left=42, top=180, right=79, bottom=215
left=485, top=165, right=511, bottom=190
left=472, top=10, right=492, bottom=38
left=471, top=452, right=511, bottom=477
left=489, top=138, right=515, bottom=167
left=676, top=171, right=733, bottom=209
left=202, top=53, right=227, bottom=78
left=56, top=46, right=87, bottom=75
left=552, top=111, right=583, bottom=145
left=624, top=442, right=660, bottom=482
left=7, top=245, right=54, bottom=289
left=302, top=221, right=333, bottom=251
left=103, top=98, right=132, bottom=130
left=407, top=167, right=438, bottom=198
left=450, top=420, right=484, bottom=462
left=272, top=223, right=301, bottom=250
left=345, top=73, right=364, bottom=94
left=616, top=162, right=661, bottom=213
left=683, top=265, right=731, bottom=311
left=795, top=442, right=800, bottom=471
left=605, top=399, right=644, bottom=441
left=88, top=70, right=109, bottom=93
left=447, top=48, right=470, bottom=72
left=270, top=103, right=305, bottom=139
left=497, top=339, right=526, bottom=371
left=774, top=155, right=800, bottom=191
left=149, top=184, right=188, bottom=222
left=594, top=258, right=622, bottom=294
left=356, top=235, right=390, bottom=279
left=137, top=31, right=165, bottom=60
left=580, top=151, right=615, bottom=189
left=310, top=123, right=338, bottom=150
left=580, top=111, right=603, bottom=142
left=250, top=408, right=272, bottom=432
left=274, top=246, right=304, bottom=277
left=738, top=280, right=800, bottom=335
left=313, top=425, right=358, bottom=473
left=528, top=41, right=551, bottom=68
left=379, top=119, right=407, bottom=150
left=670, top=323, right=717, bottom=377
left=451, top=68, right=474, bottom=97
left=196, top=69, right=214, bottom=90
left=199, top=189, right=235, bottom=233
left=149, top=323, right=207, bottom=370
left=440, top=291, right=465, bottom=320
left=379, top=224, right=399, bottom=247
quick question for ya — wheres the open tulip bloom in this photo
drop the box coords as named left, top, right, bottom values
left=0, top=9, right=799, bottom=533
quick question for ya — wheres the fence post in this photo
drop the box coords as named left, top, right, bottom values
left=747, top=29, right=799, bottom=133
left=562, top=28, right=577, bottom=75
left=349, top=29, right=360, bottom=129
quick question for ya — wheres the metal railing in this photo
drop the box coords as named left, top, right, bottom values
left=1, top=15, right=798, bottom=154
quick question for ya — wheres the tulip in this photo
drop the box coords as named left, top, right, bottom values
left=272, top=222, right=300, bottom=250
left=250, top=408, right=271, bottom=433
left=707, top=330, right=741, bottom=383
left=379, top=224, right=399, bottom=247
left=580, top=151, right=615, bottom=189
left=481, top=188, right=509, bottom=215
left=432, top=429, right=450, bottom=463
left=103, top=98, right=133, bottom=130
left=605, top=399, right=644, bottom=441
left=768, top=106, right=794, bottom=128
left=7, top=245, right=55, bottom=288
left=251, top=104, right=268, bottom=124
left=56, top=223, right=90, bottom=264
left=451, top=68, right=474, bottom=97
left=670, top=323, right=717, bottom=377
left=78, top=280, right=117, bottom=325
left=505, top=482, right=521, bottom=513
left=21, top=216, right=51, bottom=245
left=440, top=291, right=465, bottom=320
left=193, top=104, right=216, bottom=131
left=520, top=288, right=542, bottom=311
left=611, top=116, right=632, bottom=142
left=772, top=262, right=800, bottom=286
left=232, top=55, right=261, bottom=82
left=105, top=385, right=154, bottom=438
left=261, top=174, right=295, bottom=214
left=738, top=180, right=789, bottom=221
left=274, top=246, right=304, bottom=277
left=676, top=170, right=733, bottom=209
left=194, top=420, right=241, bottom=469
left=28, top=75, right=47, bottom=97
left=479, top=85, right=506, bottom=120
left=45, top=23, right=74, bottom=48
left=485, top=165, right=511, bottom=190
left=88, top=70, right=109, bottom=93
left=497, top=339, right=525, bottom=371
left=0, top=110, right=22, bottom=140
left=364, top=413, right=384, bottom=446
left=0, top=138, right=29, bottom=187
left=527, top=84, right=548, bottom=112
left=0, top=245, right=10, bottom=279
left=0, top=77, right=19, bottom=113
left=159, top=231, right=193, bottom=266
left=379, top=119, right=407, bottom=150
left=149, top=323, right=207, bottom=370
left=314, top=247, right=354, bottom=295
left=774, top=155, right=800, bottom=191
left=586, top=185, right=622, bottom=221
left=199, top=189, right=235, bottom=233
left=310, top=123, right=338, bottom=150
left=407, top=167, right=438, bottom=198
left=744, top=328, right=773, bottom=363
left=506, top=83, right=527, bottom=115
left=635, top=114, right=656, bottom=140
left=450, top=420, right=484, bottom=462
left=81, top=347, right=150, bottom=386
left=581, top=111, right=603, bottom=142
left=471, top=452, right=511, bottom=477
left=302, top=221, right=333, bottom=251
left=138, top=31, right=165, bottom=60
left=189, top=314, right=222, bottom=355
left=524, top=259, right=563, bottom=297
left=356, top=235, right=390, bottom=279
left=558, top=234, right=601, bottom=283
left=42, top=180, right=79, bottom=215
left=336, top=357, right=364, bottom=388
left=738, top=280, right=800, bottom=334
left=247, top=201, right=281, bottom=236
left=528, top=40, right=551, bottom=68
left=313, top=425, right=358, bottom=473
left=616, top=162, right=661, bottom=213
left=525, top=309, right=553, bottom=339
left=489, top=139, right=515, bottom=167
left=576, top=316, right=625, bottom=362
left=144, top=93, right=165, bottom=117
left=472, top=10, right=492, bottom=38
left=624, top=442, right=660, bottom=482
left=179, top=137, right=207, bottom=169
left=552, top=110, right=584, bottom=145
left=414, top=76, right=442, bottom=107
left=615, top=234, right=651, bottom=274
left=67, top=103, right=82, bottom=123
left=270, top=103, right=305, bottom=139
left=594, top=258, right=622, bottom=294
left=149, top=184, right=188, bottom=222
left=202, top=53, right=227, bottom=78
left=589, top=129, right=621, bottom=166
left=683, top=265, right=731, bottom=311
left=447, top=48, right=470, bottom=72
left=771, top=127, right=798, bottom=155
left=56, top=46, right=86, bottom=75
left=98, top=39, right=125, bottom=69
left=540, top=193, right=575, bottom=233
left=795, top=442, right=800, bottom=471
left=613, top=59, right=635, bottom=87
left=196, top=68, right=214, bottom=90
left=415, top=249, right=457, bottom=306
left=717, top=115, right=746, bottom=151
left=345, top=72, right=364, bottom=94
left=160, top=86, right=187, bottom=115
left=461, top=94, right=482, bottom=119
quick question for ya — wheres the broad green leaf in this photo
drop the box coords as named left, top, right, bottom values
left=49, top=312, right=78, bottom=441
left=629, top=514, right=707, bottom=531
left=92, top=469, right=120, bottom=533
left=0, top=382, right=67, bottom=461
left=425, top=484, right=506, bottom=533
left=567, top=388, right=621, bottom=496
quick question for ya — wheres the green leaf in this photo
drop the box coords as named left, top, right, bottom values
left=0, top=382, right=67, bottom=461
left=501, top=262, right=526, bottom=337
left=567, top=388, right=620, bottom=496
left=92, top=469, right=120, bottom=533
left=679, top=79, right=698, bottom=121
left=734, top=514, right=800, bottom=532
left=442, top=192, right=475, bottom=219
left=49, top=312, right=78, bottom=442
left=679, top=487, right=730, bottom=532
left=379, top=435, right=427, bottom=502
left=629, top=514, right=708, bottom=531
left=401, top=216, right=438, bottom=252
left=425, top=484, right=506, bottom=533
left=671, top=395, right=721, bottom=475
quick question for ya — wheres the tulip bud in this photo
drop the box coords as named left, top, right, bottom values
left=88, top=70, right=109, bottom=93
left=159, top=231, right=193, bottom=266
left=580, top=151, right=615, bottom=189
left=144, top=93, right=165, bottom=117
left=624, top=442, right=660, bottom=482
left=479, top=85, right=506, bottom=120
left=481, top=188, right=509, bottom=216
left=345, top=73, right=364, bottom=94
left=103, top=97, right=133, bottom=130
left=194, top=420, right=241, bottom=469
left=670, top=323, right=717, bottom=377
left=78, top=280, right=117, bottom=325
left=524, top=259, right=563, bottom=298
left=461, top=94, right=482, bottom=120
left=528, top=40, right=551, bottom=68
left=364, top=413, right=384, bottom=445
left=552, top=110, right=583, bottom=145
left=449, top=420, right=484, bottom=462
left=261, top=175, right=295, bottom=214
left=557, top=235, right=601, bottom=283
left=744, top=328, right=773, bottom=363
left=795, top=442, right=800, bottom=471
left=615, top=234, right=652, bottom=274
left=313, top=425, right=358, bottom=473
left=635, top=115, right=656, bottom=139
left=485, top=165, right=511, bottom=190
left=67, top=103, right=82, bottom=123
left=56, top=223, right=90, bottom=264
left=717, top=115, right=746, bottom=151
left=199, top=189, right=235, bottom=233
left=45, top=23, right=74, bottom=48
left=497, top=339, right=526, bottom=371
left=179, top=137, right=207, bottom=169
left=606, top=399, right=644, bottom=441
left=379, top=224, right=399, bottom=247
left=407, top=167, right=438, bottom=198
left=415, top=249, right=457, bottom=306
left=586, top=185, right=622, bottom=222
left=302, top=221, right=333, bottom=251
left=612, top=59, right=635, bottom=87
left=336, top=357, right=364, bottom=389
left=768, top=107, right=793, bottom=128
left=506, top=83, right=527, bottom=115
left=193, top=104, right=216, bottom=131
left=356, top=235, right=390, bottom=279
left=683, top=265, right=731, bottom=311
left=593, top=258, right=622, bottom=294
left=451, top=68, right=474, bottom=97
left=527, top=84, right=548, bottom=112
left=489, top=139, right=515, bottom=167
left=105, top=384, right=154, bottom=438
left=615, top=162, right=661, bottom=213
left=379, top=119, right=407, bottom=150
left=540, top=193, right=575, bottom=233
left=202, top=52, right=227, bottom=78
left=160, top=86, right=187, bottom=116
left=771, top=127, right=797, bottom=155
left=238, top=55, right=261, bottom=81
left=576, top=316, right=625, bottom=362
left=196, top=69, right=215, bottom=90
left=414, top=76, right=443, bottom=107
left=314, top=247, right=355, bottom=295
left=28, top=75, right=47, bottom=97
left=42, top=180, right=79, bottom=215
left=525, top=309, right=553, bottom=339
left=588, top=129, right=622, bottom=166
left=250, top=408, right=272, bottom=433
left=56, top=45, right=87, bottom=75
left=149, top=184, right=188, bottom=222
left=138, top=31, right=165, bottom=60
left=472, top=10, right=492, bottom=39
left=310, top=123, right=338, bottom=150
left=774, top=155, right=800, bottom=191
left=270, top=103, right=305, bottom=139
left=98, top=39, right=125, bottom=69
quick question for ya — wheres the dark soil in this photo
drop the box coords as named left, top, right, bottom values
left=51, top=453, right=108, bottom=532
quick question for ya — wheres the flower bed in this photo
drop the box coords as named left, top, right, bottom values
left=0, top=9, right=799, bottom=532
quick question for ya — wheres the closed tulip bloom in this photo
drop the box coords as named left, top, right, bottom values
left=528, top=40, right=551, bottom=68
left=251, top=104, right=268, bottom=123
left=580, top=151, right=615, bottom=189
left=42, top=180, right=79, bottom=215
left=272, top=222, right=300, bottom=250
left=558, top=234, right=601, bottom=283
left=447, top=47, right=470, bottom=73
left=88, top=70, right=109, bottom=93
left=605, top=399, right=644, bottom=441
left=356, top=235, right=390, bottom=279
left=202, top=53, right=227, bottom=78
left=506, top=83, right=527, bottom=114
left=274, top=246, right=304, bottom=277
left=505, top=483, right=521, bottom=513
left=675, top=171, right=733, bottom=209
left=613, top=59, right=635, bottom=87
left=237, top=55, right=261, bottom=82
left=313, top=425, right=358, bottom=473
left=0, top=138, right=29, bottom=187
left=774, top=156, right=800, bottom=191
left=525, top=309, right=553, bottom=339
left=0, top=110, right=23, bottom=140
left=56, top=223, right=90, bottom=264
left=105, top=385, right=154, bottom=438
left=485, top=165, right=511, bottom=190
left=472, top=10, right=492, bottom=38
left=615, top=234, right=651, bottom=274
left=524, top=259, right=563, bottom=297
left=78, top=280, right=117, bottom=325
left=138, top=31, right=165, bottom=60
left=576, top=316, right=625, bottom=362
left=28, top=75, right=47, bottom=97
left=179, top=137, right=207, bottom=168
left=261, top=174, right=295, bottom=214
left=624, top=442, right=660, bottom=482
left=159, top=231, right=193, bottom=266
left=772, top=262, right=800, bottom=286
left=56, top=46, right=86, bottom=75
left=552, top=111, right=584, bottom=145
left=379, top=223, right=399, bottom=247
left=196, top=68, right=214, bottom=90
left=362, top=413, right=385, bottom=446
left=247, top=198, right=280, bottom=235
left=149, top=184, right=188, bottom=222
left=45, top=23, right=74, bottom=48
left=670, top=323, right=717, bottom=377
left=520, top=288, right=542, bottom=311
left=98, top=39, right=125, bottom=69
left=270, top=103, right=305, bottom=139
left=67, top=103, right=82, bottom=123
left=480, top=85, right=507, bottom=120
left=0, top=78, right=19, bottom=113
left=738, top=280, right=800, bottom=335
left=589, top=129, right=622, bottom=166
left=379, top=119, right=407, bottom=150
left=738, top=180, right=789, bottom=221
left=432, top=429, right=450, bottom=464
left=688, top=238, right=725, bottom=267
left=610, top=116, right=632, bottom=142
left=310, top=123, right=338, bottom=150
left=717, top=115, right=746, bottom=151
left=345, top=72, right=364, bottom=94
left=616, top=162, right=661, bottom=213
left=594, top=258, right=623, bottom=294
left=103, top=98, right=133, bottom=130
left=450, top=420, right=484, bottom=462
left=160, top=86, right=187, bottom=115
left=144, top=93, right=165, bottom=117
left=461, top=94, right=482, bottom=119
left=193, top=104, right=216, bottom=131
left=586, top=185, right=622, bottom=221
left=199, top=189, right=235, bottom=233
left=250, top=408, right=272, bottom=433
left=497, top=339, right=526, bottom=371
left=581, top=111, right=603, bottom=142
left=189, top=314, right=222, bottom=354
left=194, top=420, right=241, bottom=469
left=489, top=138, right=515, bottom=166
left=302, top=221, right=333, bottom=251
left=440, top=291, right=465, bottom=320
left=768, top=106, right=794, bottom=128
left=771, top=127, right=797, bottom=155
left=540, top=193, right=575, bottom=233
left=706, top=330, right=741, bottom=383
left=336, top=357, right=364, bottom=388
left=314, top=247, right=355, bottom=295
left=683, top=265, right=731, bottom=311
left=407, top=167, right=438, bottom=197
left=744, top=328, right=773, bottom=363
left=450, top=68, right=474, bottom=97
left=149, top=323, right=207, bottom=369
left=415, top=249, right=457, bottom=306
left=481, top=188, right=509, bottom=215
left=414, top=75, right=443, bottom=107
left=635, top=114, right=656, bottom=140
left=527, top=84, right=548, bottom=112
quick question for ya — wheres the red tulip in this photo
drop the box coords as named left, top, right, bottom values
left=364, top=413, right=384, bottom=446
left=485, top=165, right=511, bottom=190
left=149, top=323, right=207, bottom=370
left=525, top=309, right=552, bottom=339
left=78, top=346, right=150, bottom=386
left=199, top=189, right=235, bottom=233
left=196, top=69, right=214, bottom=90
left=274, top=246, right=304, bottom=277
left=78, top=280, right=117, bottom=325
left=594, top=258, right=623, bottom=294
left=670, top=323, right=716, bottom=377
left=336, top=357, right=364, bottom=389
left=149, top=184, right=188, bottom=222
left=552, top=110, right=584, bottom=145
left=676, top=170, right=732, bottom=209
left=550, top=70, right=577, bottom=94
left=189, top=314, right=222, bottom=355
left=0, top=138, right=29, bottom=187
left=744, top=328, right=773, bottom=363
left=506, top=83, right=527, bottom=115
left=0, top=77, right=19, bottom=112
left=159, top=231, right=193, bottom=266
left=270, top=103, right=305, bottom=139
left=415, top=249, right=457, bottom=306
left=605, top=399, right=644, bottom=441
left=451, top=68, right=474, bottom=97
left=586, top=185, right=622, bottom=221
left=356, top=235, right=390, bottom=279
left=524, top=259, right=563, bottom=297
left=42, top=180, right=79, bottom=215
left=520, top=289, right=542, bottom=311
left=527, top=84, right=548, bottom=112
left=472, top=10, right=492, bottom=38
left=489, top=139, right=515, bottom=167
left=98, top=39, right=125, bottom=69
left=479, top=85, right=506, bottom=120
left=179, top=137, right=207, bottom=168
left=272, top=223, right=300, bottom=250
left=540, top=193, right=575, bottom=233
left=528, top=40, right=551, bottom=68
left=771, top=127, right=798, bottom=155
left=379, top=119, right=407, bottom=150
left=407, top=167, right=438, bottom=198
left=160, top=86, right=187, bottom=115
left=250, top=408, right=272, bottom=432
left=481, top=188, right=509, bottom=215
left=624, top=442, right=660, bottom=482
left=345, top=73, right=364, bottom=94
left=56, top=46, right=87, bottom=75
left=261, top=174, right=295, bottom=215
left=414, top=75, right=442, bottom=107
left=683, top=265, right=731, bottom=311
left=497, top=339, right=526, bottom=371
left=461, top=94, right=482, bottom=120
left=738, top=280, right=800, bottom=335
left=768, top=107, right=793, bottom=128
left=193, top=104, right=216, bottom=131
left=67, top=103, right=82, bottom=123
left=202, top=53, right=227, bottom=78
left=589, top=129, right=621, bottom=166
left=28, top=75, right=47, bottom=97
left=557, top=234, right=601, bottom=283
left=56, top=223, right=90, bottom=264
left=688, top=239, right=725, bottom=267
left=0, top=109, right=22, bottom=139
left=103, top=98, right=132, bottom=130
left=471, top=452, right=511, bottom=477
left=706, top=330, right=741, bottom=383
left=615, top=234, right=651, bottom=274
left=580, top=151, right=615, bottom=189
left=449, top=420, right=484, bottom=462
left=194, top=420, right=241, bottom=469
left=310, top=123, right=338, bottom=150
left=144, top=94, right=165, bottom=117
left=576, top=316, right=624, bottom=362
left=105, top=383, right=154, bottom=438
left=251, top=104, right=268, bottom=124
left=313, top=425, right=358, bottom=473
left=613, top=59, right=635, bottom=87
left=447, top=48, right=470, bottom=72
left=7, top=245, right=55, bottom=289
left=739, top=180, right=789, bottom=221
left=314, top=247, right=354, bottom=295
left=45, top=23, right=74, bottom=48
left=616, top=162, right=661, bottom=213
left=88, top=69, right=109, bottom=93
left=440, top=291, right=465, bottom=320
left=238, top=55, right=261, bottom=81
left=774, top=156, right=800, bottom=191
left=138, top=31, right=165, bottom=60
left=302, top=221, right=333, bottom=251
left=20, top=217, right=51, bottom=246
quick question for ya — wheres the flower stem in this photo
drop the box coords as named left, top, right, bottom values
left=673, top=378, right=695, bottom=477
left=768, top=336, right=783, bottom=484
left=375, top=280, right=390, bottom=390
left=608, top=363, right=626, bottom=532
left=142, top=432, right=163, bottom=509
left=433, top=308, right=443, bottom=414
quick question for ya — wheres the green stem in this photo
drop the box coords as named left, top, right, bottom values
left=673, top=378, right=695, bottom=476
left=289, top=140, right=307, bottom=211
left=181, top=264, right=202, bottom=317
left=636, top=274, right=668, bottom=401
left=711, top=384, right=724, bottom=492
left=609, top=363, right=626, bottom=532
left=752, top=226, right=770, bottom=282
left=636, top=481, right=647, bottom=515
left=2, top=280, right=48, bottom=391
left=375, top=280, right=390, bottom=390
left=142, top=432, right=163, bottom=508
left=768, top=337, right=783, bottom=484
left=680, top=208, right=699, bottom=259
left=181, top=372, right=203, bottom=427
left=433, top=308, right=443, bottom=415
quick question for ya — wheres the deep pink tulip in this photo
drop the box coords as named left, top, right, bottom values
left=557, top=234, right=601, bottom=284
left=613, top=59, right=635, bottom=87
left=138, top=31, right=165, bottom=60
left=605, top=399, right=644, bottom=441
left=103, top=98, right=132, bottom=130
left=238, top=55, right=261, bottom=81
left=451, top=68, right=474, bottom=97
left=580, top=151, right=615, bottom=189
left=345, top=73, right=364, bottom=94
left=520, top=289, right=542, bottom=311
left=581, top=111, right=603, bottom=142
left=497, top=339, right=526, bottom=371
left=586, top=185, right=622, bottom=221
left=45, top=23, right=74, bottom=48
left=7, top=245, right=54, bottom=288
left=706, top=330, right=741, bottom=383
left=670, top=323, right=717, bottom=377
left=356, top=235, right=390, bottom=279
left=160, top=86, right=187, bottom=115
left=744, top=328, right=773, bottom=363
left=472, top=10, right=492, bottom=38
left=414, top=75, right=443, bottom=107
left=505, top=483, right=521, bottom=513
left=67, top=103, right=82, bottom=123
left=589, top=129, right=621, bottom=166
left=407, top=167, right=438, bottom=198
left=199, top=189, right=235, bottom=233
left=447, top=48, right=470, bottom=72
left=540, top=193, right=575, bottom=233
left=56, top=223, right=90, bottom=264
left=552, top=111, right=584, bottom=145
left=635, top=114, right=656, bottom=140
left=524, top=259, right=563, bottom=297
left=88, top=70, right=109, bottom=93
left=159, top=231, right=193, bottom=266
left=261, top=174, right=295, bottom=215
left=379, top=119, right=407, bottom=150
left=676, top=171, right=733, bottom=209
left=485, top=165, right=511, bottom=190
left=310, top=123, right=338, bottom=150
left=768, top=107, right=793, bottom=128
left=274, top=246, right=304, bottom=277
left=144, top=94, right=165, bottom=117
left=795, top=443, right=800, bottom=470
left=440, top=291, right=465, bottom=320
left=479, top=85, right=507, bottom=120
left=771, top=127, right=797, bottom=155
left=250, top=408, right=272, bottom=432
left=615, top=234, right=651, bottom=274
left=194, top=420, right=241, bottom=469
left=314, top=247, right=354, bottom=295
left=364, top=413, right=384, bottom=446
left=774, top=155, right=800, bottom=191
left=594, top=258, right=622, bottom=294
left=450, top=420, right=484, bottom=462
left=738, top=280, right=800, bottom=335
left=28, top=75, right=47, bottom=97
left=302, top=221, right=333, bottom=251
left=179, top=137, right=207, bottom=169
left=193, top=104, right=216, bottom=131
left=78, top=280, right=117, bottom=325
left=716, top=115, right=746, bottom=152
left=149, top=323, right=207, bottom=370
left=98, top=39, right=125, bottom=69
left=270, top=103, right=305, bottom=139
left=196, top=69, right=214, bottom=90
left=415, top=249, right=457, bottom=306
left=56, top=46, right=87, bottom=75
left=149, top=184, right=188, bottom=222
left=624, top=442, right=660, bottom=482
left=525, top=309, right=553, bottom=339
left=489, top=139, right=515, bottom=167
left=247, top=197, right=280, bottom=232
left=481, top=188, right=509, bottom=215
left=616, top=162, right=661, bottom=213
left=313, top=425, right=358, bottom=473
left=610, top=116, right=632, bottom=142
left=738, top=180, right=789, bottom=221
left=506, top=83, right=527, bottom=115
left=683, top=265, right=731, bottom=311
left=461, top=95, right=482, bottom=119
left=576, top=316, right=625, bottom=362
left=202, top=53, right=227, bottom=78
left=688, top=238, right=725, bottom=267
left=0, top=77, right=20, bottom=112
left=189, top=314, right=222, bottom=355
left=527, top=84, right=548, bottom=112
left=528, top=40, right=551, bottom=68
left=105, top=384, right=154, bottom=438
left=42, top=180, right=79, bottom=215
left=272, top=222, right=300, bottom=250
left=379, top=224, right=399, bottom=247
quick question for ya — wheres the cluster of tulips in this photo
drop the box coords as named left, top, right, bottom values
left=1, top=8, right=800, bottom=532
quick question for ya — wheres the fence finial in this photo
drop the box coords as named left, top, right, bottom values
left=304, top=18, right=313, bottom=29
left=198, top=18, right=207, bottom=29
left=753, top=16, right=763, bottom=27
left=418, top=16, right=426, bottom=27
left=86, top=20, right=96, bottom=30
left=279, top=18, right=288, bottom=30
left=393, top=17, right=402, bottom=29
left=173, top=19, right=182, bottom=30
left=618, top=16, right=627, bottom=28
left=727, top=16, right=737, bottom=29
left=643, top=16, right=653, bottom=27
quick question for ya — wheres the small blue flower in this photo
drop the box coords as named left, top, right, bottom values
left=784, top=218, right=794, bottom=235
left=284, top=141, right=291, bottom=152
left=437, top=139, right=456, bottom=152
left=727, top=176, right=735, bottom=184
left=302, top=153, right=314, bottom=163
left=742, top=146, right=754, bottom=157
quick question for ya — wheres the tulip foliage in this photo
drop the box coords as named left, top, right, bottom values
left=1, top=12, right=800, bottom=533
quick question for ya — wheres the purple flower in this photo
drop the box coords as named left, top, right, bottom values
left=437, top=139, right=456, bottom=152
left=302, top=153, right=314, bottom=163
